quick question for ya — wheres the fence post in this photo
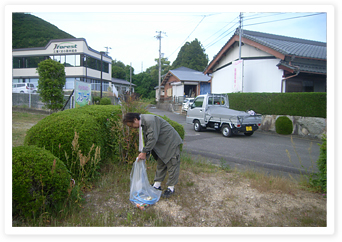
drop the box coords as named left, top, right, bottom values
left=29, top=92, right=31, bottom=108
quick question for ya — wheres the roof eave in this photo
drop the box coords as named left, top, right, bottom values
left=204, top=35, right=286, bottom=74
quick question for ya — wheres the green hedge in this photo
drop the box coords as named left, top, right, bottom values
left=24, top=105, right=122, bottom=177
left=228, top=92, right=326, bottom=118
left=12, top=145, right=72, bottom=218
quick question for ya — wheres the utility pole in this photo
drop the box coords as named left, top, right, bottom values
left=130, top=62, right=132, bottom=96
left=239, top=12, right=243, bottom=60
left=155, top=31, right=166, bottom=102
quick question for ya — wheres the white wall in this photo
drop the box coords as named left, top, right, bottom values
left=243, top=59, right=283, bottom=92
left=212, top=58, right=283, bottom=93
left=211, top=43, right=284, bottom=93
left=214, top=43, right=273, bottom=71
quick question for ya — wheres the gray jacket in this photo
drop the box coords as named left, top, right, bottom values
left=141, top=114, right=182, bottom=164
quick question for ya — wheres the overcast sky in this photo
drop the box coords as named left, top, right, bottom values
left=8, top=5, right=330, bottom=74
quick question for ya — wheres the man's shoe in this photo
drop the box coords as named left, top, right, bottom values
left=161, top=188, right=175, bottom=198
left=151, top=184, right=161, bottom=190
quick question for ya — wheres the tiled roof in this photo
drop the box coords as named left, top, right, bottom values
left=169, top=67, right=211, bottom=82
left=240, top=29, right=326, bottom=60
left=111, top=78, right=136, bottom=86
left=277, top=60, right=327, bottom=74
left=205, top=28, right=326, bottom=75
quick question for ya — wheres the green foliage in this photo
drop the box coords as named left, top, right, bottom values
left=134, top=58, right=171, bottom=99
left=24, top=109, right=103, bottom=174
left=36, top=59, right=66, bottom=111
left=12, top=145, right=73, bottom=218
left=92, top=96, right=101, bottom=105
left=107, top=112, right=139, bottom=164
left=228, top=92, right=326, bottom=118
left=145, top=57, right=171, bottom=82
left=112, top=59, right=133, bottom=80
left=12, top=13, right=75, bottom=49
left=100, top=97, right=112, bottom=105
left=133, top=72, right=157, bottom=99
left=310, top=135, right=327, bottom=193
left=171, top=38, right=209, bottom=71
left=24, top=105, right=122, bottom=170
left=275, top=116, right=293, bottom=135
left=106, top=98, right=185, bottom=164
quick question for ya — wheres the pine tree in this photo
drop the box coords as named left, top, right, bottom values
left=171, top=39, right=208, bottom=72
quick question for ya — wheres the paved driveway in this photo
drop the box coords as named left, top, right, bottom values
left=148, top=106, right=322, bottom=179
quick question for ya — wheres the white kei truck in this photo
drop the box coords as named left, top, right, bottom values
left=186, top=94, right=262, bottom=137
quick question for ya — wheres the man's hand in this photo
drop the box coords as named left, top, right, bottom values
left=137, top=152, right=146, bottom=161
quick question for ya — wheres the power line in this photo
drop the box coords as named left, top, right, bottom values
left=243, top=12, right=286, bottom=21
left=244, top=12, right=325, bottom=27
left=204, top=23, right=238, bottom=50
left=202, top=15, right=239, bottom=45
left=204, top=12, right=325, bottom=51
left=167, top=15, right=207, bottom=59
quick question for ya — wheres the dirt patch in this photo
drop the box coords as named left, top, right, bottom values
left=82, top=169, right=326, bottom=227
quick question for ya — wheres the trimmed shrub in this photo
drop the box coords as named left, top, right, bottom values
left=24, top=109, right=104, bottom=178
left=311, top=135, right=327, bottom=192
left=24, top=105, right=122, bottom=175
left=275, top=116, right=293, bottom=135
left=12, top=145, right=73, bottom=218
left=100, top=97, right=112, bottom=105
left=69, top=105, right=122, bottom=160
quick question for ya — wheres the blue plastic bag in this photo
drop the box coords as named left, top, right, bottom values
left=129, top=158, right=162, bottom=206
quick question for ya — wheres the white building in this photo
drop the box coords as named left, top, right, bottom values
left=12, top=38, right=112, bottom=92
left=204, top=29, right=326, bottom=93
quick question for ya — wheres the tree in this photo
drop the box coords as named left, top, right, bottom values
left=112, top=59, right=134, bottom=80
left=36, top=59, right=66, bottom=112
left=145, top=57, right=171, bottom=83
left=132, top=72, right=156, bottom=99
left=171, top=38, right=209, bottom=72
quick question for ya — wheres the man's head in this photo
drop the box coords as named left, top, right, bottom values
left=123, top=113, right=141, bottom=128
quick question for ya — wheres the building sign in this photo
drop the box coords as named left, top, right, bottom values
left=233, top=60, right=244, bottom=92
left=53, top=42, right=78, bottom=54
left=74, top=80, right=91, bottom=108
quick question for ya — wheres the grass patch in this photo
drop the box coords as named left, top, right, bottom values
left=241, top=169, right=298, bottom=194
left=12, top=111, right=48, bottom=147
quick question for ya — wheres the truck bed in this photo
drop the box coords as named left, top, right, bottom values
left=206, top=106, right=262, bottom=125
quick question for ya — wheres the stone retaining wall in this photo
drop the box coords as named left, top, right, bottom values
left=260, top=115, right=326, bottom=139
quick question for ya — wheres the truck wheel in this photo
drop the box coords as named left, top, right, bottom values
left=244, top=132, right=254, bottom=136
left=194, top=120, right=202, bottom=132
left=221, top=124, right=232, bottom=137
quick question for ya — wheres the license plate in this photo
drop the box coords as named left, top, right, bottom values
left=246, top=126, right=252, bottom=131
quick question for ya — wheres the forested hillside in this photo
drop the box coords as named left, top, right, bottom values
left=12, top=13, right=75, bottom=49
